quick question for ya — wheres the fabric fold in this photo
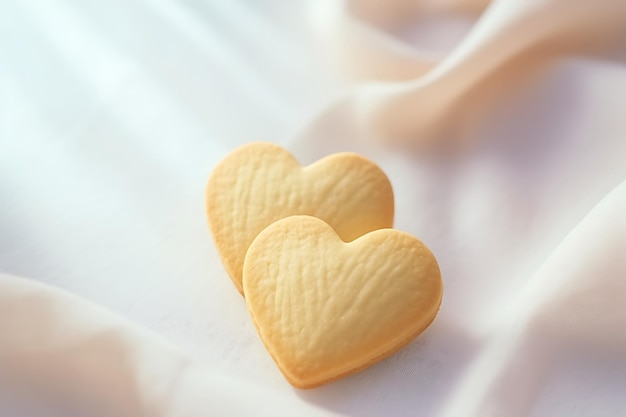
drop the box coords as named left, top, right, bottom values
left=0, top=274, right=337, bottom=417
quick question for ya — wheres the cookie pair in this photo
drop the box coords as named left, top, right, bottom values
left=206, top=142, right=442, bottom=388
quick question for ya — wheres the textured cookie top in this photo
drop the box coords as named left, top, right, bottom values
left=206, top=142, right=394, bottom=294
left=243, top=215, right=442, bottom=388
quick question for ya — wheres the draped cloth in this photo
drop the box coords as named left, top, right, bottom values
left=1, top=0, right=625, bottom=415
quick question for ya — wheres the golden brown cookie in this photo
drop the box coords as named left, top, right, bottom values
left=243, top=215, right=442, bottom=388
left=206, top=142, right=394, bottom=294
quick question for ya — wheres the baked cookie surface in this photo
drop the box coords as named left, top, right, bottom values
left=243, top=215, right=442, bottom=388
left=206, top=142, right=394, bottom=294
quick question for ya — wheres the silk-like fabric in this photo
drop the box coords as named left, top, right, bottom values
left=1, top=0, right=625, bottom=416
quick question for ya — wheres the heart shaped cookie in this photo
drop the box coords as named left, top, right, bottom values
left=243, top=215, right=442, bottom=388
left=206, top=142, right=394, bottom=294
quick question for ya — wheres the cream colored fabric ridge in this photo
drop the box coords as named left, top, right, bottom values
left=438, top=180, right=626, bottom=417
left=305, top=0, right=626, bottom=146
left=0, top=273, right=338, bottom=417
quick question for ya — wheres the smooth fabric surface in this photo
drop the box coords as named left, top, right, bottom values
left=1, top=0, right=626, bottom=416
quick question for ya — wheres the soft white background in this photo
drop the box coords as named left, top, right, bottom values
left=1, top=0, right=626, bottom=416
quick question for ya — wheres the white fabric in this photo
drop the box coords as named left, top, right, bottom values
left=1, top=0, right=625, bottom=416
